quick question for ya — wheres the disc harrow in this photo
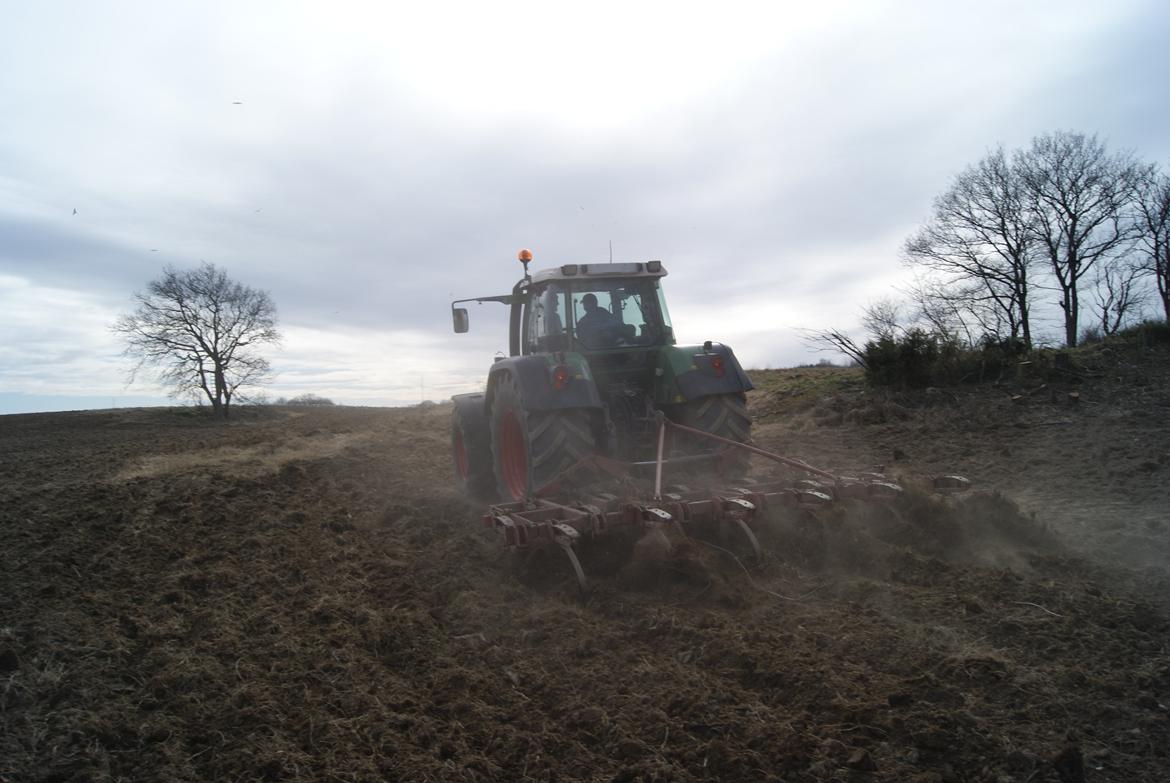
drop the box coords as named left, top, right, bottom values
left=482, top=415, right=970, bottom=589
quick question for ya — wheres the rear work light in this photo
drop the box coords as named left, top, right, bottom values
left=552, top=364, right=571, bottom=390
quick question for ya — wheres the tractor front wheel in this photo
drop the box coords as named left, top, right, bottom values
left=451, top=395, right=496, bottom=501
left=490, top=374, right=595, bottom=501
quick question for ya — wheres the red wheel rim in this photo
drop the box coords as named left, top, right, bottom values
left=454, top=430, right=469, bottom=479
left=499, top=409, right=527, bottom=499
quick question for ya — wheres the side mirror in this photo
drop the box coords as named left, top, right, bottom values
left=452, top=307, right=469, bottom=333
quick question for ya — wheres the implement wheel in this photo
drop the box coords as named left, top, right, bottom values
left=489, top=373, right=595, bottom=501
left=673, top=392, right=753, bottom=478
left=451, top=394, right=496, bottom=501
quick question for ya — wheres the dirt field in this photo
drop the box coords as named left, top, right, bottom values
left=2, top=341, right=1168, bottom=782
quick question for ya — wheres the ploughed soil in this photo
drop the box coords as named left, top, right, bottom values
left=2, top=342, right=1168, bottom=782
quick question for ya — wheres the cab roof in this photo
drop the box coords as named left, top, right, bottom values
left=528, top=261, right=668, bottom=286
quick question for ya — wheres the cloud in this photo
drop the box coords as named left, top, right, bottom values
left=1, top=0, right=1169, bottom=412
left=0, top=275, right=131, bottom=396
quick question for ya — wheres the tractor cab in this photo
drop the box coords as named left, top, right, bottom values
left=522, top=262, right=674, bottom=354
left=518, top=264, right=677, bottom=439
left=451, top=257, right=674, bottom=357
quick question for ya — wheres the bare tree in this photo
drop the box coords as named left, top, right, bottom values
left=1090, top=262, right=1145, bottom=336
left=860, top=297, right=903, bottom=342
left=1015, top=131, right=1142, bottom=346
left=800, top=298, right=913, bottom=368
left=903, top=147, right=1036, bottom=347
left=1090, top=258, right=1147, bottom=335
left=114, top=262, right=280, bottom=417
left=904, top=275, right=981, bottom=348
left=1134, top=163, right=1170, bottom=320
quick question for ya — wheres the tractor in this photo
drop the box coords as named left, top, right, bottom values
left=449, top=250, right=969, bottom=588
left=449, top=250, right=753, bottom=503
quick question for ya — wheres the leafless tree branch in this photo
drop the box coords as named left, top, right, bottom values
left=798, top=327, right=868, bottom=368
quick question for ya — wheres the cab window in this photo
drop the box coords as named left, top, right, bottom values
left=524, top=283, right=567, bottom=353
left=568, top=280, right=673, bottom=349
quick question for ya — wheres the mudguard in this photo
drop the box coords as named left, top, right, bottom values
left=655, top=343, right=754, bottom=404
left=452, top=392, right=491, bottom=431
left=485, top=354, right=604, bottom=413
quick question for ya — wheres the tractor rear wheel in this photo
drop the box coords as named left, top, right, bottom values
left=673, top=392, right=753, bottom=478
left=451, top=395, right=496, bottom=501
left=490, top=373, right=595, bottom=501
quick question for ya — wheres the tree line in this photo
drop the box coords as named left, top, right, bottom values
left=905, top=130, right=1168, bottom=350
left=814, top=131, right=1169, bottom=371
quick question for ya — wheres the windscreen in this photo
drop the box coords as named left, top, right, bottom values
left=568, top=279, right=673, bottom=350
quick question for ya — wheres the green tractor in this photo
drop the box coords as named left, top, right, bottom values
left=450, top=250, right=754, bottom=502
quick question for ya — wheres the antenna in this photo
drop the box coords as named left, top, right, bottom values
left=609, top=240, right=613, bottom=263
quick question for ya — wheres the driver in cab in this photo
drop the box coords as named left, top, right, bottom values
left=575, top=293, right=622, bottom=347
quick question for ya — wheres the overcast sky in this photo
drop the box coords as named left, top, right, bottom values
left=2, top=1, right=1168, bottom=413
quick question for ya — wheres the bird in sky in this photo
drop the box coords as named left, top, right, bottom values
left=232, top=101, right=243, bottom=105
left=150, top=249, right=159, bottom=252
left=72, top=208, right=77, bottom=215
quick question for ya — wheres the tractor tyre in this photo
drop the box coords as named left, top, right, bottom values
left=673, top=392, right=753, bottom=478
left=451, top=397, right=496, bottom=502
left=490, top=373, right=595, bottom=501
